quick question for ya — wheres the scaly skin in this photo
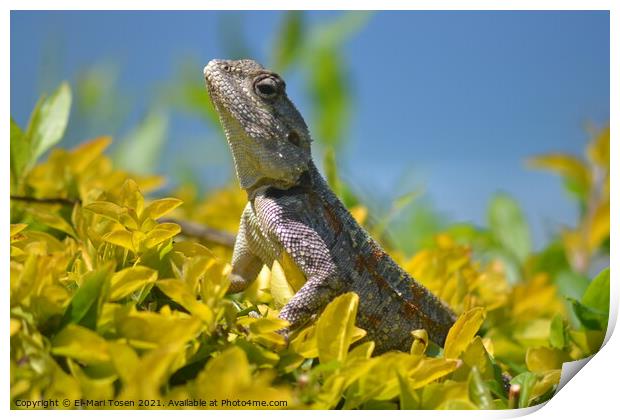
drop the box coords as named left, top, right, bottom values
left=204, top=59, right=456, bottom=353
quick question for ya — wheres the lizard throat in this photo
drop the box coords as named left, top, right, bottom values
left=246, top=170, right=312, bottom=200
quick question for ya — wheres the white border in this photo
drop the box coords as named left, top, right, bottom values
left=4, top=2, right=616, bottom=419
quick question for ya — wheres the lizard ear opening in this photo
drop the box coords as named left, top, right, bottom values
left=287, top=131, right=301, bottom=147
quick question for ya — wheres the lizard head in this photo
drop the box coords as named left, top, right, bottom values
left=204, top=59, right=313, bottom=194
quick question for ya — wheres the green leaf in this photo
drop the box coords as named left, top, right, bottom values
left=468, top=366, right=494, bottom=409
left=61, top=266, right=111, bottom=330
left=444, top=307, right=486, bottom=359
left=10, top=118, right=28, bottom=186
left=114, top=109, right=168, bottom=175
left=315, top=292, right=362, bottom=363
left=582, top=268, right=610, bottom=322
left=569, top=268, right=610, bottom=331
left=570, top=298, right=607, bottom=331
left=309, top=11, right=372, bottom=51
left=272, top=11, right=304, bottom=72
left=26, top=82, right=72, bottom=164
left=309, top=47, right=349, bottom=148
left=510, top=372, right=537, bottom=408
left=488, top=193, right=532, bottom=263
left=556, top=270, right=589, bottom=300
left=549, top=314, right=566, bottom=349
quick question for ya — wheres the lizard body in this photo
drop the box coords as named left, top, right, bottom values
left=204, top=59, right=456, bottom=353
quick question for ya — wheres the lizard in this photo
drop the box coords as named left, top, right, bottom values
left=203, top=58, right=456, bottom=354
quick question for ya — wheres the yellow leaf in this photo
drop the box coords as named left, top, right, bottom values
left=525, top=347, right=570, bottom=373
left=527, top=154, right=591, bottom=194
left=243, top=264, right=272, bottom=303
left=117, top=333, right=197, bottom=401
left=419, top=380, right=470, bottom=409
left=109, top=266, right=158, bottom=301
left=25, top=206, right=77, bottom=237
left=10, top=224, right=28, bottom=237
left=156, top=279, right=214, bottom=325
left=587, top=126, right=609, bottom=168
left=350, top=205, right=368, bottom=225
left=289, top=324, right=319, bottom=358
left=68, top=136, right=112, bottom=173
left=102, top=229, right=135, bottom=252
left=201, top=259, right=231, bottom=307
left=172, top=240, right=217, bottom=258
left=108, top=341, right=139, bottom=384
left=132, top=229, right=146, bottom=251
left=410, top=329, right=429, bottom=356
left=44, top=360, right=82, bottom=404
left=114, top=306, right=203, bottom=345
left=67, top=359, right=116, bottom=401
left=270, top=260, right=295, bottom=308
left=194, top=347, right=251, bottom=401
left=249, top=317, right=290, bottom=334
left=588, top=199, right=609, bottom=250
left=141, top=198, right=183, bottom=221
left=531, top=370, right=561, bottom=401
left=280, top=250, right=307, bottom=292
left=461, top=336, right=494, bottom=379
left=316, top=292, right=361, bottom=364
left=143, top=223, right=181, bottom=248
left=182, top=255, right=211, bottom=293
left=119, top=179, right=145, bottom=219
left=444, top=307, right=486, bottom=359
left=11, top=254, right=38, bottom=305
left=85, top=201, right=138, bottom=229
left=52, top=324, right=110, bottom=364
left=408, top=358, right=460, bottom=389
left=247, top=317, right=289, bottom=347
left=347, top=352, right=420, bottom=404
left=398, top=371, right=420, bottom=409
left=10, top=318, right=21, bottom=336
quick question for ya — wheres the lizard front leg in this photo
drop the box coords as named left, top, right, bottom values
left=254, top=194, right=346, bottom=331
left=228, top=204, right=264, bottom=293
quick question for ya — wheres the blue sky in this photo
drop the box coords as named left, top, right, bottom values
left=10, top=11, right=610, bottom=248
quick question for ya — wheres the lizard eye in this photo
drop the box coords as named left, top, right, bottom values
left=254, top=76, right=281, bottom=99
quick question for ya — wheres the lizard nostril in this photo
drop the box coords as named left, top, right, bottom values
left=287, top=131, right=301, bottom=147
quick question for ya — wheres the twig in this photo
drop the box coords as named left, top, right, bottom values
left=10, top=195, right=81, bottom=206
left=160, top=218, right=236, bottom=248
left=10, top=195, right=236, bottom=248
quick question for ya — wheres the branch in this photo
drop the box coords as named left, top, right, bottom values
left=160, top=218, right=236, bottom=248
left=10, top=195, right=236, bottom=248
left=10, top=195, right=81, bottom=206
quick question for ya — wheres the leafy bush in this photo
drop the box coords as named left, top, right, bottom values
left=10, top=83, right=609, bottom=410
